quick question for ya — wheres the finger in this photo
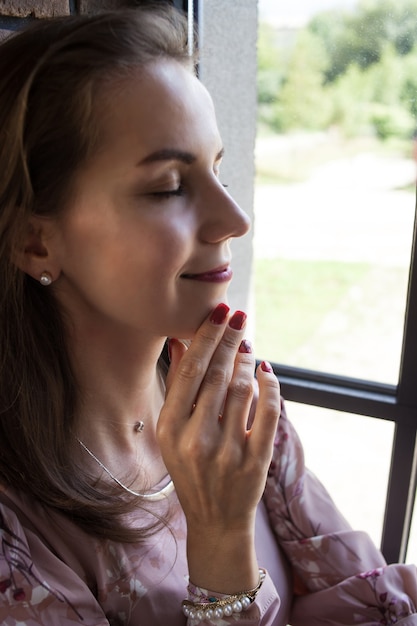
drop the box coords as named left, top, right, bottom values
left=165, top=338, right=188, bottom=393
left=157, top=303, right=231, bottom=438
left=249, top=361, right=280, bottom=460
left=247, top=376, right=259, bottom=430
left=187, top=310, right=248, bottom=427
left=220, top=339, right=255, bottom=438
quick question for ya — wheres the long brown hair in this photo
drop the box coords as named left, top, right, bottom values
left=0, top=6, right=194, bottom=542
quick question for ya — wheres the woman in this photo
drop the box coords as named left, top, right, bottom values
left=0, top=6, right=416, bottom=625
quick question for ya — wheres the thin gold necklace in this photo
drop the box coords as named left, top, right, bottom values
left=77, top=438, right=174, bottom=502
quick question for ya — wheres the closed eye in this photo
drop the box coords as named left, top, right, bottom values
left=150, top=186, right=185, bottom=199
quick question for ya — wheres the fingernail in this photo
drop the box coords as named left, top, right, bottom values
left=210, top=303, right=230, bottom=325
left=261, top=360, right=273, bottom=373
left=238, top=339, right=252, bottom=354
left=168, top=338, right=176, bottom=361
left=229, top=310, right=247, bottom=331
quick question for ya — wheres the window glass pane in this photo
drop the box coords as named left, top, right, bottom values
left=255, top=0, right=417, bottom=384
left=286, top=401, right=394, bottom=548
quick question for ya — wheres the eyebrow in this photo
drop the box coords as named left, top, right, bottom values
left=138, top=147, right=225, bottom=166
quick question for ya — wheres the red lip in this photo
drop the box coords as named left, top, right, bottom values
left=181, top=266, right=233, bottom=283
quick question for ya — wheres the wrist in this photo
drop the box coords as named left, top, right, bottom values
left=187, top=526, right=259, bottom=593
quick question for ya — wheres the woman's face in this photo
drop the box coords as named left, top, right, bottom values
left=49, top=60, right=250, bottom=341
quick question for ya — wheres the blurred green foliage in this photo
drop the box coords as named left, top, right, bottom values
left=258, top=0, right=417, bottom=139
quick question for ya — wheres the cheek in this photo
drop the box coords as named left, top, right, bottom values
left=141, top=219, right=193, bottom=270
left=57, top=204, right=195, bottom=296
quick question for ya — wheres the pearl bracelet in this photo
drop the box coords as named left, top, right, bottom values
left=182, top=568, right=266, bottom=622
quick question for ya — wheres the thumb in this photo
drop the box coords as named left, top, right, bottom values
left=165, top=338, right=188, bottom=393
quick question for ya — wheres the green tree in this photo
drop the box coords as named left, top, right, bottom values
left=368, top=43, right=404, bottom=105
left=309, top=0, right=417, bottom=83
left=400, top=46, right=417, bottom=119
left=329, top=63, right=372, bottom=135
left=328, top=44, right=414, bottom=139
left=257, top=21, right=284, bottom=105
left=277, top=29, right=330, bottom=131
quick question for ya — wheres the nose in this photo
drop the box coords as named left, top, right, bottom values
left=198, top=179, right=251, bottom=243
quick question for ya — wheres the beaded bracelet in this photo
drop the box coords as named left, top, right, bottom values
left=182, top=568, right=266, bottom=622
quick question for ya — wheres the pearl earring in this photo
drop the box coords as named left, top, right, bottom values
left=39, top=271, right=52, bottom=286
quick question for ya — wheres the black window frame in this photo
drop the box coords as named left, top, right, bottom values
left=172, top=0, right=199, bottom=22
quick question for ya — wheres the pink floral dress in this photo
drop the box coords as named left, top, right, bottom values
left=0, top=399, right=416, bottom=625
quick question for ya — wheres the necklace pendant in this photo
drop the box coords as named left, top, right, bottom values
left=134, top=420, right=145, bottom=433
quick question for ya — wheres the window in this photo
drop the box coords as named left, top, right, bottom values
left=255, top=0, right=417, bottom=564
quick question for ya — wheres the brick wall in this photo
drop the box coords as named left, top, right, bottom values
left=0, top=0, right=164, bottom=40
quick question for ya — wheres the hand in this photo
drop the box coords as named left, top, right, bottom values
left=157, top=303, right=280, bottom=592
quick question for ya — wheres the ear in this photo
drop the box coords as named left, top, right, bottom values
left=13, top=216, right=58, bottom=283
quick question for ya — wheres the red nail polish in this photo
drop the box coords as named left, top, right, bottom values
left=238, top=339, right=252, bottom=354
left=210, top=303, right=230, bottom=325
left=229, top=310, right=247, bottom=331
left=261, top=360, right=273, bottom=373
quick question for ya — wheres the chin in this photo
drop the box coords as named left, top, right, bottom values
left=167, top=293, right=231, bottom=339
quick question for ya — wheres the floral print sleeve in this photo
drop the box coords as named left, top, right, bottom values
left=0, top=504, right=109, bottom=625
left=263, top=398, right=417, bottom=625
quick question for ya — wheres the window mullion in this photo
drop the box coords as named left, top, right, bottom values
left=380, top=419, right=417, bottom=563
left=397, top=199, right=417, bottom=406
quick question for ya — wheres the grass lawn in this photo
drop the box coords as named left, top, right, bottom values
left=254, top=257, right=369, bottom=362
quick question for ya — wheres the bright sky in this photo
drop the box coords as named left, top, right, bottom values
left=259, top=0, right=359, bottom=26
